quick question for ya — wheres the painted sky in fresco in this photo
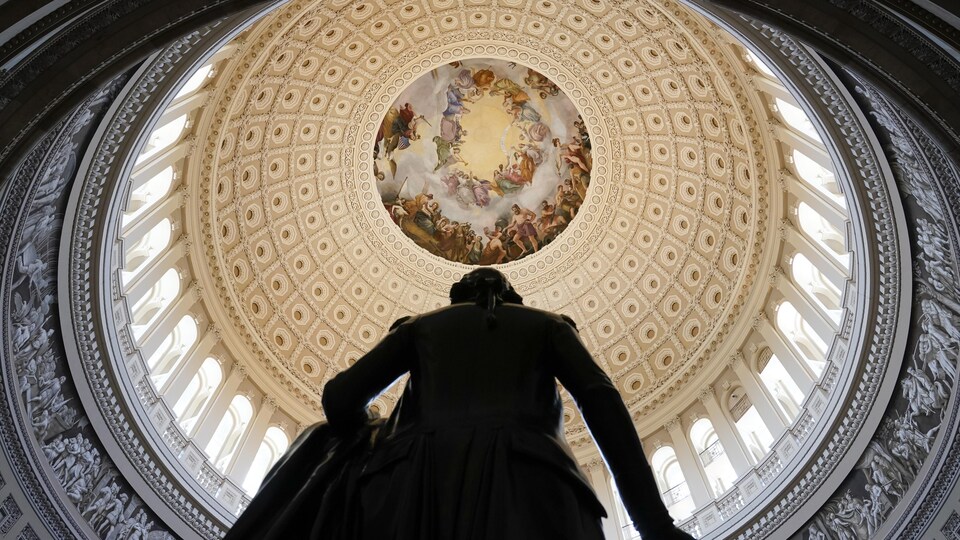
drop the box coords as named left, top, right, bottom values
left=376, top=58, right=590, bottom=265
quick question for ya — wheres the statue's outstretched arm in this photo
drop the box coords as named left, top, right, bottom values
left=322, top=317, right=413, bottom=429
left=550, top=316, right=694, bottom=540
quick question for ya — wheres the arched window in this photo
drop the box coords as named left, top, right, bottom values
left=135, top=114, right=188, bottom=165
left=758, top=354, right=805, bottom=421
left=792, top=149, right=843, bottom=204
left=241, top=426, right=289, bottom=494
left=776, top=301, right=827, bottom=375
left=746, top=50, right=775, bottom=79
left=690, top=418, right=738, bottom=496
left=797, top=202, right=848, bottom=266
left=206, top=395, right=253, bottom=472
left=727, top=388, right=775, bottom=462
left=130, top=267, right=180, bottom=339
left=122, top=217, right=173, bottom=281
left=775, top=97, right=820, bottom=142
left=123, top=166, right=175, bottom=226
left=651, top=446, right=695, bottom=520
left=173, top=357, right=223, bottom=432
left=147, top=315, right=198, bottom=386
left=610, top=480, right=641, bottom=539
left=175, top=64, right=215, bottom=99
left=791, top=253, right=843, bottom=317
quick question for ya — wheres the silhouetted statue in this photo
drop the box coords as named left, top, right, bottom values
left=227, top=268, right=694, bottom=540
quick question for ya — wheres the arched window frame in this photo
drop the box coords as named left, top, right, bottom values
left=206, top=394, right=253, bottom=472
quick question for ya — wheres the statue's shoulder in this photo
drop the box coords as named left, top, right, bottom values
left=388, top=313, right=424, bottom=331
left=502, top=304, right=579, bottom=329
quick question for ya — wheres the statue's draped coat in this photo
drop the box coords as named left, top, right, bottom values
left=227, top=302, right=684, bottom=540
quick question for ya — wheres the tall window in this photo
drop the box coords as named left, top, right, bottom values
left=758, top=354, right=805, bottom=421
left=792, top=149, right=843, bottom=204
left=173, top=357, right=223, bottom=433
left=776, top=302, right=827, bottom=375
left=651, top=446, right=695, bottom=520
left=241, top=426, right=289, bottom=494
left=147, top=315, right=198, bottom=386
left=206, top=395, right=253, bottom=472
left=775, top=98, right=820, bottom=142
left=122, top=217, right=174, bottom=282
left=791, top=253, right=843, bottom=318
left=123, top=166, right=175, bottom=226
left=136, top=114, right=188, bottom=165
left=690, top=419, right=737, bottom=496
left=797, top=202, right=848, bottom=266
left=130, top=267, right=180, bottom=339
left=728, top=388, right=774, bottom=461
left=175, top=64, right=215, bottom=99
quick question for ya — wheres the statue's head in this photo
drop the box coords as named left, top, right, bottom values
left=450, top=268, right=523, bottom=327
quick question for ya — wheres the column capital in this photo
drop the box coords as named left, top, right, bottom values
left=768, top=266, right=784, bottom=287
left=664, top=416, right=682, bottom=433
left=583, top=456, right=606, bottom=472
left=698, top=385, right=716, bottom=403
left=231, top=362, right=246, bottom=379
left=728, top=351, right=747, bottom=369
left=263, top=396, right=278, bottom=412
left=779, top=218, right=792, bottom=237
left=752, top=312, right=768, bottom=330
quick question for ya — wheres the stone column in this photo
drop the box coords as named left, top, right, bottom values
left=699, top=387, right=753, bottom=475
left=228, top=398, right=278, bottom=481
left=136, top=286, right=197, bottom=359
left=583, top=459, right=621, bottom=540
left=190, top=364, right=245, bottom=447
left=730, top=353, right=788, bottom=435
left=754, top=312, right=816, bottom=392
left=783, top=222, right=848, bottom=286
left=773, top=267, right=839, bottom=344
left=665, top=417, right=713, bottom=506
left=783, top=169, right=847, bottom=231
left=159, top=327, right=220, bottom=403
left=123, top=238, right=186, bottom=301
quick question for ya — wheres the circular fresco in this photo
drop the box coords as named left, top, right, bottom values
left=376, top=58, right=590, bottom=265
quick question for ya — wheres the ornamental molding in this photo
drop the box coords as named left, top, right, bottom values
left=45, top=5, right=914, bottom=540
left=683, top=11, right=908, bottom=539
left=55, top=18, right=268, bottom=538
left=190, top=0, right=774, bottom=441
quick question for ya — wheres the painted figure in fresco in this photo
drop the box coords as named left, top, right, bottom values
left=472, top=68, right=496, bottom=95
left=472, top=177, right=494, bottom=207
left=414, top=200, right=440, bottom=236
left=902, top=365, right=948, bottom=418
left=494, top=163, right=527, bottom=194
left=508, top=203, right=539, bottom=255
left=467, top=233, right=483, bottom=265
left=439, top=116, right=466, bottom=143
left=453, top=69, right=477, bottom=94
left=444, top=83, right=471, bottom=117
left=538, top=199, right=567, bottom=241
left=526, top=121, right=549, bottom=142
left=376, top=103, right=424, bottom=177
left=441, top=173, right=461, bottom=196
left=490, top=77, right=530, bottom=110
left=512, top=144, right=544, bottom=185
left=556, top=180, right=583, bottom=220
left=524, top=68, right=560, bottom=99
left=480, top=226, right=507, bottom=265
left=433, top=136, right=468, bottom=171
left=379, top=104, right=418, bottom=155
